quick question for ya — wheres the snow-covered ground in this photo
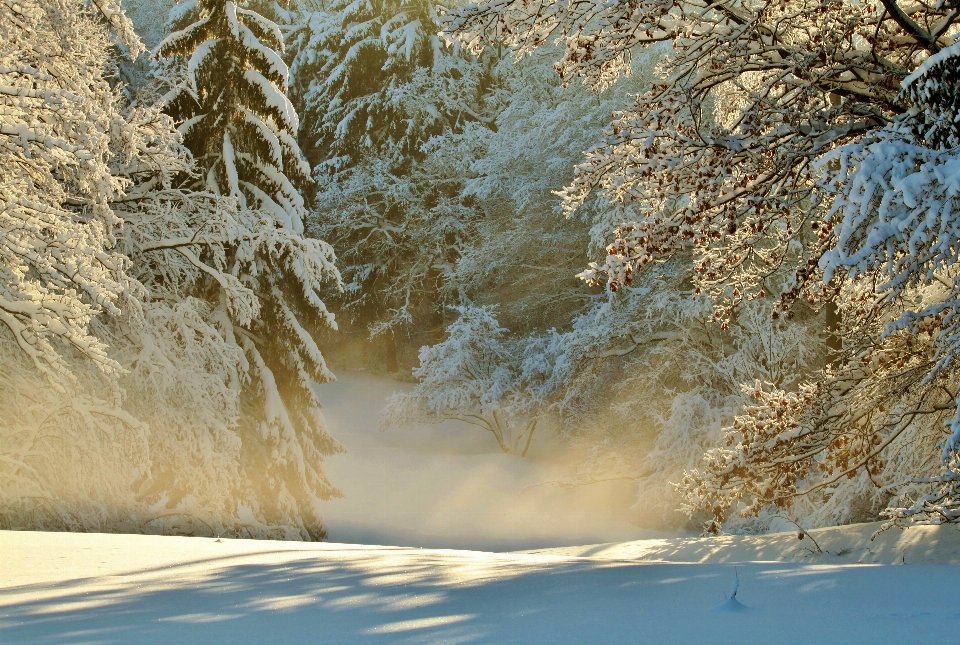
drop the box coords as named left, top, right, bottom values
left=5, top=373, right=960, bottom=644
left=4, top=524, right=960, bottom=644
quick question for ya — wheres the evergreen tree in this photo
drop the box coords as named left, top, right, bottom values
left=156, top=0, right=342, bottom=539
left=286, top=0, right=498, bottom=352
left=2, top=0, right=267, bottom=535
left=287, top=0, right=495, bottom=170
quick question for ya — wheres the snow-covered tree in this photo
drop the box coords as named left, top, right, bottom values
left=677, top=39, right=960, bottom=533
left=385, top=305, right=539, bottom=454
left=311, top=139, right=482, bottom=340
left=283, top=0, right=500, bottom=353
left=0, top=0, right=151, bottom=529
left=158, top=0, right=312, bottom=219
left=371, top=47, right=658, bottom=459
left=818, top=40, right=960, bottom=529
left=451, top=47, right=649, bottom=333
left=475, top=259, right=823, bottom=528
left=0, top=0, right=177, bottom=531
left=287, top=0, right=496, bottom=170
left=153, top=0, right=343, bottom=538
left=441, top=0, right=959, bottom=315
left=1, top=0, right=345, bottom=537
left=439, top=0, right=960, bottom=532
left=0, top=0, right=144, bottom=383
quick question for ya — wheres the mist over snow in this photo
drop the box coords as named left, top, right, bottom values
left=314, top=372, right=658, bottom=551
left=4, top=0, right=960, bottom=641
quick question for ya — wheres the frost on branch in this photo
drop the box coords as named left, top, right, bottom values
left=311, top=152, right=480, bottom=339
left=94, top=0, right=147, bottom=59
left=442, top=0, right=960, bottom=532
left=678, top=282, right=955, bottom=534
left=1, top=0, right=238, bottom=533
left=543, top=278, right=822, bottom=530
left=441, top=0, right=959, bottom=321
left=1, top=0, right=138, bottom=383
left=440, top=0, right=673, bottom=91
left=818, top=38, right=960, bottom=530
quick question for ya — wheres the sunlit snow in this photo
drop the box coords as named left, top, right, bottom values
left=5, top=374, right=960, bottom=644
left=4, top=524, right=960, bottom=644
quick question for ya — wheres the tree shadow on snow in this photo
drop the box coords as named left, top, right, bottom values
left=0, top=550, right=952, bottom=644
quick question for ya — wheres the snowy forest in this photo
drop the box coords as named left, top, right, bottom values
left=3, top=0, right=960, bottom=542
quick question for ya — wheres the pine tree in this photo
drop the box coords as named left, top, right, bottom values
left=156, top=0, right=342, bottom=539
left=287, top=0, right=494, bottom=171
left=285, top=0, right=498, bottom=349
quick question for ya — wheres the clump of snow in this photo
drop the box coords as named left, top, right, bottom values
left=712, top=596, right=750, bottom=613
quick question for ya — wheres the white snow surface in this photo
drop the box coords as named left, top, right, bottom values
left=6, top=372, right=960, bottom=643
left=4, top=524, right=960, bottom=643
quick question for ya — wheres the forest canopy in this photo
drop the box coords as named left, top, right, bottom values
left=1, top=0, right=959, bottom=537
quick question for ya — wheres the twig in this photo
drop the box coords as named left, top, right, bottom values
left=777, top=515, right=823, bottom=554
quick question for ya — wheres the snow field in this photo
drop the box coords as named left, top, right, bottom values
left=3, top=527, right=960, bottom=644
left=529, top=520, right=960, bottom=565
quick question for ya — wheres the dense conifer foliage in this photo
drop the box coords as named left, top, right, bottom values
left=1, top=0, right=340, bottom=538
left=153, top=0, right=342, bottom=538
left=285, top=0, right=499, bottom=343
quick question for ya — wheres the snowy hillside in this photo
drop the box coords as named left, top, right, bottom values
left=3, top=525, right=960, bottom=644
